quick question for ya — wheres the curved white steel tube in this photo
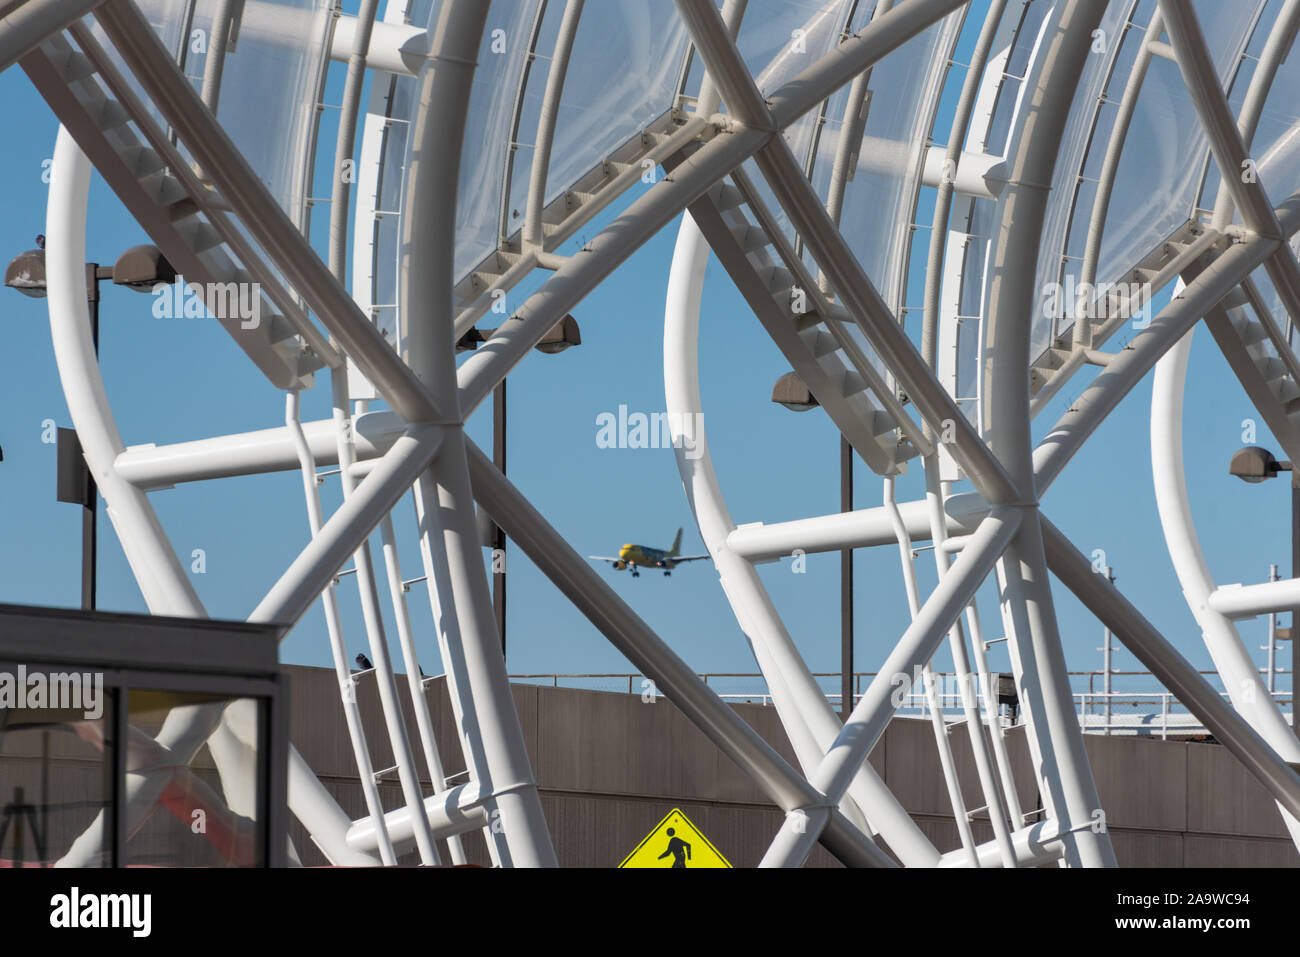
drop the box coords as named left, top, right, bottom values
left=45, top=126, right=374, bottom=867
left=664, top=211, right=940, bottom=866
left=286, top=392, right=398, bottom=865
left=1151, top=326, right=1300, bottom=847
left=922, top=467, right=1019, bottom=866
left=47, top=124, right=230, bottom=864
left=882, top=476, right=977, bottom=860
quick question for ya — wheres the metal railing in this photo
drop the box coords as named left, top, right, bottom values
left=506, top=670, right=1296, bottom=737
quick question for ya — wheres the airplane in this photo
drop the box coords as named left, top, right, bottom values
left=588, top=528, right=710, bottom=578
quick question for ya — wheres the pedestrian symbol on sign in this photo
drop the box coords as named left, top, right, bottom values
left=619, top=808, right=731, bottom=868
left=658, top=827, right=691, bottom=868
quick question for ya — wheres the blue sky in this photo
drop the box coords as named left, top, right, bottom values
left=0, top=2, right=1292, bottom=711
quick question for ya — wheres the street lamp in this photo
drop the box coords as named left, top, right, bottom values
left=458, top=314, right=582, bottom=657
left=771, top=371, right=854, bottom=718
left=771, top=371, right=819, bottom=412
left=5, top=241, right=176, bottom=611
left=1229, top=444, right=1300, bottom=741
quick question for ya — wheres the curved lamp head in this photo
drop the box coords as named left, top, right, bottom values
left=457, top=314, right=582, bottom=355
left=535, top=314, right=581, bottom=354
left=771, top=371, right=819, bottom=412
left=1229, top=445, right=1289, bottom=484
left=4, top=248, right=47, bottom=299
left=112, top=245, right=176, bottom=292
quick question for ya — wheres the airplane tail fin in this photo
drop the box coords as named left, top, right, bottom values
left=670, top=527, right=683, bottom=556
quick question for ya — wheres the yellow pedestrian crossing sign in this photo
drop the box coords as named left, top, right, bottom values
left=619, top=808, right=731, bottom=868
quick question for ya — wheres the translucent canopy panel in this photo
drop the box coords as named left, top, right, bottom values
left=106, top=0, right=334, bottom=228
left=938, top=0, right=1053, bottom=425
left=1028, top=0, right=1138, bottom=359
left=537, top=1, right=688, bottom=210
left=1221, top=2, right=1300, bottom=356
left=503, top=0, right=689, bottom=241
left=189, top=0, right=334, bottom=229
left=459, top=0, right=542, bottom=279
left=733, top=0, right=866, bottom=254
left=835, top=7, right=963, bottom=317
left=1028, top=0, right=1263, bottom=360
left=351, top=0, right=434, bottom=369
left=746, top=0, right=856, bottom=167
left=1013, top=0, right=1138, bottom=358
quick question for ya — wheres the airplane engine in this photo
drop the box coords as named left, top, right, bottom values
left=613, top=561, right=627, bottom=571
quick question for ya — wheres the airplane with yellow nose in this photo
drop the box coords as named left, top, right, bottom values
left=588, top=528, right=710, bottom=578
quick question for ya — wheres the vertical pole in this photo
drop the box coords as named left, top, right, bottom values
left=494, top=380, right=507, bottom=657
left=83, top=264, right=99, bottom=612
left=1292, top=479, right=1299, bottom=740
left=111, top=686, right=127, bottom=866
left=400, top=0, right=556, bottom=866
left=979, top=0, right=1115, bottom=868
left=41, top=730, right=49, bottom=866
left=1103, top=565, right=1113, bottom=736
left=1268, top=561, right=1279, bottom=696
left=841, top=435, right=852, bottom=718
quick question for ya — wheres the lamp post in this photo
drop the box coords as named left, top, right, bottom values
left=5, top=242, right=176, bottom=611
left=771, top=372, right=854, bottom=718
left=458, top=314, right=581, bottom=657
left=1229, top=444, right=1300, bottom=741
left=1097, top=564, right=1116, bottom=735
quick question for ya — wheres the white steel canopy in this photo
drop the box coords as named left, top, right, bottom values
left=8, top=0, right=1300, bottom=866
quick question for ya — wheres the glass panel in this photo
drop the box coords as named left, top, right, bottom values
left=124, top=690, right=265, bottom=868
left=0, top=665, right=114, bottom=868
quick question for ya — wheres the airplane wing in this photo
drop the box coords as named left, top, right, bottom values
left=587, top=556, right=625, bottom=564
left=669, top=554, right=712, bottom=563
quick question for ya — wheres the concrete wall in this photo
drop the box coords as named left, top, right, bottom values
left=284, top=665, right=1299, bottom=868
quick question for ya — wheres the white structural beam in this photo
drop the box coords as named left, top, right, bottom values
left=665, top=211, right=937, bottom=864
left=1042, top=514, right=1300, bottom=826
left=980, top=0, right=1115, bottom=870
left=114, top=412, right=404, bottom=489
left=464, top=439, right=896, bottom=868
left=47, top=124, right=375, bottom=867
left=726, top=500, right=962, bottom=560
left=1033, top=232, right=1281, bottom=494
left=95, top=0, right=446, bottom=426
left=1210, top=0, right=1300, bottom=230
left=937, top=819, right=1067, bottom=868
left=457, top=124, right=769, bottom=416
left=1158, top=0, right=1300, bottom=332
left=399, top=0, right=555, bottom=868
left=0, top=0, right=105, bottom=73
left=330, top=13, right=427, bottom=76
left=677, top=0, right=1019, bottom=505
left=1209, top=579, right=1300, bottom=620
left=286, top=394, right=398, bottom=865
left=346, top=782, right=491, bottom=854
left=766, top=0, right=970, bottom=129
left=1149, top=330, right=1300, bottom=849
left=759, top=507, right=1024, bottom=867
left=522, top=0, right=584, bottom=249
left=456, top=0, right=967, bottom=416
left=248, top=426, right=443, bottom=627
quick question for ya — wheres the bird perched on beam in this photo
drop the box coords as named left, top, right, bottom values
left=355, top=653, right=373, bottom=671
